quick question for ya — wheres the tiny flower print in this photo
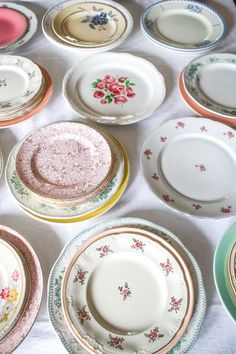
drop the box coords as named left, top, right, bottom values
left=131, top=238, right=145, bottom=252
left=195, top=164, right=206, bottom=172
left=160, top=136, right=167, bottom=142
left=28, top=70, right=35, bottom=80
left=0, top=79, right=7, bottom=87
left=73, top=269, right=88, bottom=285
left=223, top=131, right=235, bottom=139
left=152, top=173, right=159, bottom=180
left=162, top=194, right=174, bottom=203
left=220, top=206, right=232, bottom=213
left=96, top=244, right=113, bottom=257
left=0, top=102, right=11, bottom=108
left=0, top=287, right=9, bottom=300
left=23, top=90, right=34, bottom=97
left=160, top=258, right=173, bottom=276
left=77, top=305, right=91, bottom=324
left=92, top=75, right=136, bottom=104
left=144, top=327, right=164, bottom=342
left=200, top=126, right=208, bottom=132
left=176, top=121, right=185, bottom=129
left=168, top=296, right=183, bottom=313
left=107, top=334, right=124, bottom=350
left=192, top=203, right=202, bottom=210
left=12, top=270, right=20, bottom=282
left=7, top=288, right=18, bottom=303
left=118, top=282, right=131, bottom=300
left=144, top=149, right=152, bottom=160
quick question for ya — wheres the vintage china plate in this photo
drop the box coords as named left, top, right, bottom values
left=6, top=129, right=126, bottom=220
left=141, top=117, right=236, bottom=218
left=228, top=242, right=236, bottom=297
left=16, top=122, right=113, bottom=202
left=141, top=0, right=226, bottom=52
left=0, top=56, right=42, bottom=112
left=0, top=65, right=52, bottom=129
left=0, top=225, right=43, bottom=353
left=214, top=223, right=236, bottom=323
left=48, top=217, right=206, bottom=354
left=0, top=2, right=37, bottom=53
left=0, top=148, right=3, bottom=179
left=62, top=227, right=194, bottom=353
left=52, top=2, right=127, bottom=48
left=184, top=53, right=236, bottom=118
left=0, top=239, right=28, bottom=340
left=0, top=7, right=28, bottom=48
left=63, top=52, right=166, bottom=125
left=42, top=0, right=133, bottom=54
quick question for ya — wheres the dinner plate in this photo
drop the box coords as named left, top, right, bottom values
left=0, top=55, right=42, bottom=113
left=141, top=117, right=236, bottom=218
left=0, top=225, right=43, bottom=354
left=62, top=227, right=194, bottom=353
left=228, top=242, right=236, bottom=297
left=183, top=53, right=236, bottom=118
left=0, top=7, right=28, bottom=48
left=42, top=0, right=133, bottom=54
left=48, top=217, right=206, bottom=354
left=0, top=2, right=37, bottom=53
left=16, top=122, right=113, bottom=202
left=0, top=239, right=28, bottom=340
left=141, top=0, right=226, bottom=52
left=0, top=148, right=3, bottom=179
left=63, top=52, right=166, bottom=125
left=52, top=2, right=127, bottom=48
left=214, top=223, right=236, bottom=323
left=6, top=130, right=126, bottom=220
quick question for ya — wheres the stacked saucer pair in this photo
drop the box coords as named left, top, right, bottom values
left=5, top=121, right=129, bottom=223
left=0, top=55, right=52, bottom=128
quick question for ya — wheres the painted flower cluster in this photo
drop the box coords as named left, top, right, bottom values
left=92, top=75, right=136, bottom=105
left=0, top=269, right=20, bottom=324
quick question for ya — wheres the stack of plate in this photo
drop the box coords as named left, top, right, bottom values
left=179, top=53, right=236, bottom=127
left=5, top=121, right=130, bottom=223
left=214, top=224, right=236, bottom=323
left=0, top=55, right=52, bottom=129
left=42, top=0, right=133, bottom=54
left=48, top=217, right=206, bottom=354
left=0, top=2, right=37, bottom=53
left=0, top=147, right=3, bottom=179
left=140, top=117, right=236, bottom=219
left=0, top=225, right=43, bottom=353
left=63, top=52, right=166, bottom=125
left=141, top=0, right=226, bottom=52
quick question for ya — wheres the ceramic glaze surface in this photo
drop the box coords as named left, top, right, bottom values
left=0, top=8, right=28, bottom=46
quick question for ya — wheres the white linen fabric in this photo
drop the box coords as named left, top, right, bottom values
left=0, top=0, right=235, bottom=353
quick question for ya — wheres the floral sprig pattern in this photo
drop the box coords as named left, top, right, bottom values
left=118, top=282, right=131, bottom=300
left=77, top=305, right=91, bottom=324
left=92, top=75, right=136, bottom=105
left=144, top=327, right=164, bottom=342
left=168, top=297, right=183, bottom=313
left=96, top=244, right=113, bottom=257
left=107, top=334, right=124, bottom=350
left=160, top=258, right=173, bottom=276
left=0, top=269, right=20, bottom=324
left=73, top=269, right=88, bottom=285
left=131, top=238, right=145, bottom=252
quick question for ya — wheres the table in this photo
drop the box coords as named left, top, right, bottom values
left=0, top=0, right=235, bottom=353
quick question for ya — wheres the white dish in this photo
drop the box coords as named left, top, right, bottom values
left=141, top=0, right=226, bottom=52
left=0, top=148, right=3, bottom=179
left=140, top=117, right=236, bottom=218
left=63, top=52, right=166, bottom=125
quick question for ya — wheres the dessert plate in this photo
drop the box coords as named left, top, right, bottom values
left=0, top=225, right=43, bottom=354
left=184, top=53, right=236, bottom=118
left=141, top=0, right=226, bottom=52
left=62, top=227, right=194, bottom=353
left=52, top=2, right=126, bottom=48
left=16, top=122, right=113, bottom=202
left=0, top=56, right=42, bottom=112
left=228, top=242, right=236, bottom=297
left=0, top=7, right=28, bottom=47
left=0, top=239, right=28, bottom=340
left=63, top=52, right=166, bottom=125
left=48, top=217, right=206, bottom=354
left=214, top=223, right=236, bottom=323
left=42, top=0, right=133, bottom=54
left=141, top=117, right=236, bottom=218
left=0, top=2, right=37, bottom=53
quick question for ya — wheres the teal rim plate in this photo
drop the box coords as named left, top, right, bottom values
left=214, top=223, right=236, bottom=322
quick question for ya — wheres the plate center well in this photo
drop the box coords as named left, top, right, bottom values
left=87, top=251, right=167, bottom=335
left=0, top=66, right=29, bottom=102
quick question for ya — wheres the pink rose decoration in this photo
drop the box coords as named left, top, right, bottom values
left=127, top=92, right=136, bottom=98
left=114, top=96, right=127, bottom=104
left=100, top=99, right=107, bottom=104
left=109, top=83, right=126, bottom=96
left=0, top=287, right=10, bottom=300
left=97, top=81, right=106, bottom=89
left=12, top=269, right=20, bottom=282
left=118, top=77, right=126, bottom=82
left=104, top=75, right=116, bottom=84
left=93, top=90, right=105, bottom=99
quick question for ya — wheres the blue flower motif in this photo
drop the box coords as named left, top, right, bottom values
left=186, top=4, right=203, bottom=14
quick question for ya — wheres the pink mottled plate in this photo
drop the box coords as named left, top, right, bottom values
left=0, top=225, right=43, bottom=354
left=0, top=7, right=28, bottom=47
left=16, top=122, right=113, bottom=201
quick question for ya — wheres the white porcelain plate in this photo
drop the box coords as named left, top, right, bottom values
left=0, top=238, right=27, bottom=340
left=184, top=53, right=236, bottom=118
left=63, top=52, right=166, bottom=125
left=0, top=148, right=3, bottom=179
left=62, top=227, right=194, bottom=354
left=141, top=117, right=236, bottom=218
left=141, top=0, right=226, bottom=52
left=0, top=55, right=42, bottom=112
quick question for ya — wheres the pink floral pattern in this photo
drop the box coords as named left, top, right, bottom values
left=0, top=79, right=7, bottom=87
left=195, top=164, right=206, bottom=172
left=223, top=131, right=234, bottom=139
left=160, top=258, right=173, bottom=276
left=96, top=245, right=113, bottom=257
left=144, top=149, right=152, bottom=160
left=220, top=206, right=232, bottom=213
left=131, top=238, right=145, bottom=252
left=77, top=305, right=91, bottom=324
left=0, top=287, right=10, bottom=300
left=73, top=269, right=88, bottom=285
left=200, top=126, right=208, bottom=132
left=12, top=270, right=20, bottom=282
left=152, top=173, right=159, bottom=180
left=162, top=194, right=174, bottom=203
left=118, top=282, right=131, bottom=300
left=144, top=327, right=164, bottom=342
left=107, top=334, right=124, bottom=350
left=92, top=75, right=136, bottom=105
left=168, top=296, right=183, bottom=313
left=160, top=136, right=167, bottom=142
left=192, top=203, right=202, bottom=210
left=175, top=121, right=185, bottom=129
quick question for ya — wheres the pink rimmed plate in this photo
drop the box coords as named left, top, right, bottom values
left=0, top=7, right=28, bottom=48
left=0, top=225, right=43, bottom=354
left=16, top=122, right=113, bottom=202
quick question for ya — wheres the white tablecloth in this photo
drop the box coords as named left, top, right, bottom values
left=0, top=0, right=235, bottom=352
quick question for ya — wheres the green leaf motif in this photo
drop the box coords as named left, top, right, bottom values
left=10, top=172, right=29, bottom=197
left=92, top=82, right=97, bottom=88
left=92, top=179, right=116, bottom=202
